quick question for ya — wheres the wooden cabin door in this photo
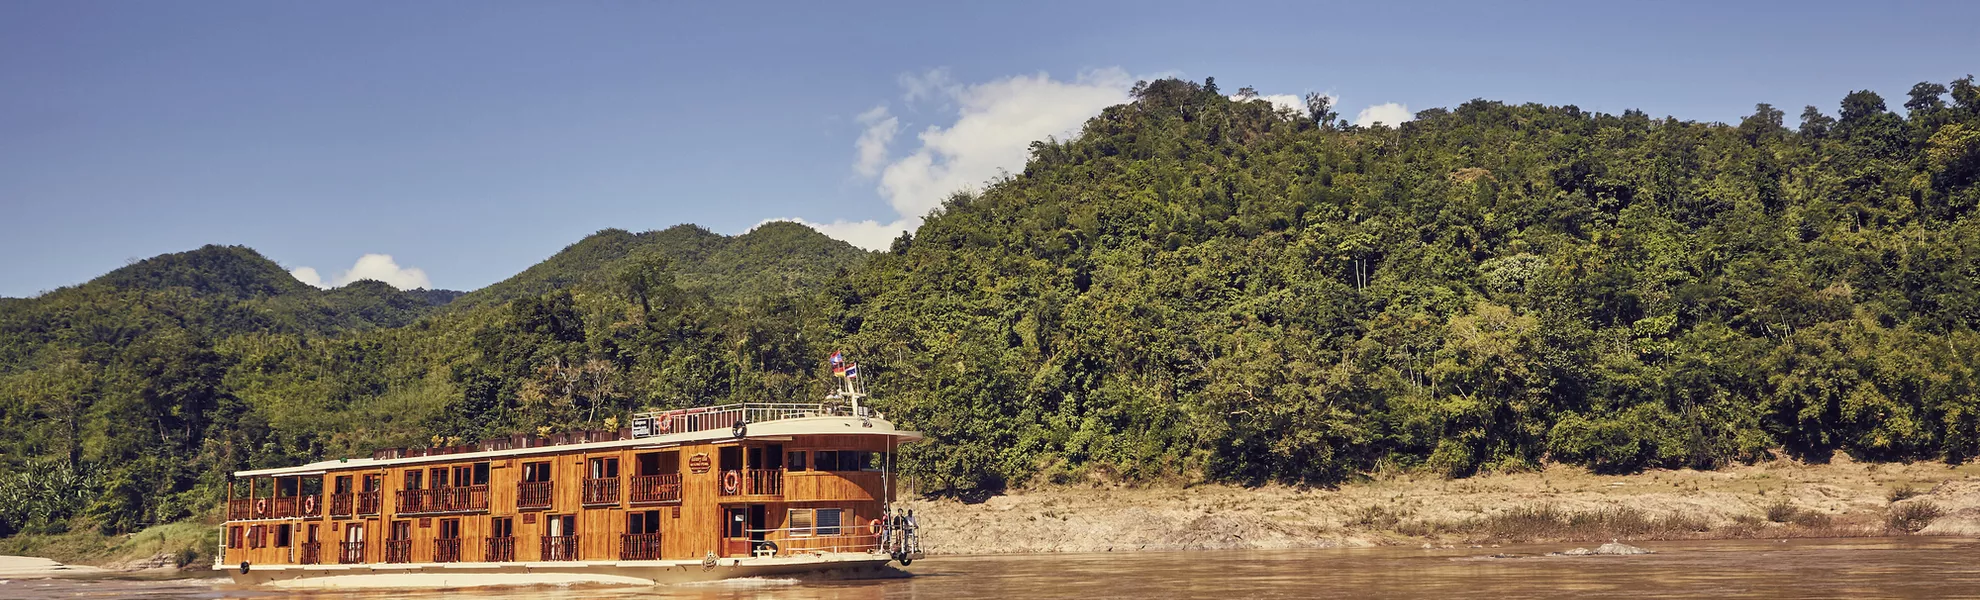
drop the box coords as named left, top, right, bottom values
left=723, top=506, right=750, bottom=557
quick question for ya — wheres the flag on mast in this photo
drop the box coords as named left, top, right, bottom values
left=830, top=351, right=846, bottom=376
left=845, top=362, right=859, bottom=379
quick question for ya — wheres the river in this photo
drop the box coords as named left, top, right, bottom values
left=6, top=537, right=1976, bottom=599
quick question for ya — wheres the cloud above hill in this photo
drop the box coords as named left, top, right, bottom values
left=291, top=254, right=431, bottom=289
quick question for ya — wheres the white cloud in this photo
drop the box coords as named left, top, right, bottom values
left=853, top=105, right=899, bottom=177
left=1354, top=102, right=1413, bottom=128
left=790, top=67, right=1143, bottom=250
left=290, top=266, right=324, bottom=288
left=289, top=254, right=431, bottom=290
left=1254, top=93, right=1306, bottom=115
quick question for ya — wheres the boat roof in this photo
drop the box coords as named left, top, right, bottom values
left=234, top=414, right=922, bottom=478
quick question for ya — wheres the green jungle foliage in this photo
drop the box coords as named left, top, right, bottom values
left=3, top=77, right=1979, bottom=538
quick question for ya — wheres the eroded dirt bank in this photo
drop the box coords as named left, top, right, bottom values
left=899, top=457, right=1980, bottom=555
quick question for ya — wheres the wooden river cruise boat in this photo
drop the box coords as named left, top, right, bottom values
left=215, top=364, right=925, bottom=587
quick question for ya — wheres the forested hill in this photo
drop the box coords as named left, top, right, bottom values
left=4, top=78, right=1980, bottom=539
left=839, top=78, right=1980, bottom=492
left=449, top=221, right=871, bottom=310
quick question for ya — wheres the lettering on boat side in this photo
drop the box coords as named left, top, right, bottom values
left=689, top=453, right=712, bottom=473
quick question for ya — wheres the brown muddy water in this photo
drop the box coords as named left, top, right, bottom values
left=7, top=537, right=1977, bottom=599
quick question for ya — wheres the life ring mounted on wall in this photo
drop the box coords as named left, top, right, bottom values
left=722, top=470, right=741, bottom=495
left=302, top=496, right=317, bottom=514
left=255, top=499, right=269, bottom=515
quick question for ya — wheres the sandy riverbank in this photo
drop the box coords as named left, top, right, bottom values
left=899, top=456, right=1980, bottom=555
left=0, top=555, right=109, bottom=578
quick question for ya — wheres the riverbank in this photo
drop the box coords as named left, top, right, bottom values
left=899, top=455, right=1980, bottom=554
left=0, top=521, right=215, bottom=574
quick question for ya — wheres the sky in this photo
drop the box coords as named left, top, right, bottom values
left=2, top=1, right=1976, bottom=296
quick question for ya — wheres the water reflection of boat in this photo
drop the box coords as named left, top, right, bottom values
left=216, top=359, right=925, bottom=587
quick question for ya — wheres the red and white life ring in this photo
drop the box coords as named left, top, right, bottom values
left=721, top=471, right=741, bottom=495
left=255, top=499, right=269, bottom=515
left=303, top=496, right=317, bottom=514
left=869, top=519, right=883, bottom=536
left=658, top=417, right=673, bottom=433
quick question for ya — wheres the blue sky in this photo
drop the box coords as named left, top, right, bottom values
left=2, top=1, right=1975, bottom=296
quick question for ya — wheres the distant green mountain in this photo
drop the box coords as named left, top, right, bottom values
left=92, top=244, right=315, bottom=299
left=449, top=221, right=868, bottom=310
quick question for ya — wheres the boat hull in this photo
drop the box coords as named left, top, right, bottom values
left=221, top=552, right=915, bottom=589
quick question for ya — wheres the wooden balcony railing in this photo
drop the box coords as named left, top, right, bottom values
left=227, top=498, right=252, bottom=520
left=299, top=494, right=322, bottom=517
left=384, top=540, right=413, bottom=564
left=394, top=490, right=426, bottom=514
left=394, top=486, right=490, bottom=515
left=434, top=538, right=462, bottom=563
left=540, top=535, right=579, bottom=561
left=485, top=536, right=516, bottom=562
left=630, top=474, right=681, bottom=503
left=273, top=497, right=297, bottom=518
left=338, top=541, right=366, bottom=564
left=621, top=533, right=663, bottom=560
left=582, top=478, right=620, bottom=505
left=719, top=469, right=783, bottom=496
left=518, top=481, right=554, bottom=509
left=329, top=493, right=354, bottom=517
left=357, top=491, right=381, bottom=515
left=299, top=541, right=321, bottom=565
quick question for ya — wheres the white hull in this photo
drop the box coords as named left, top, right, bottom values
left=224, top=552, right=918, bottom=588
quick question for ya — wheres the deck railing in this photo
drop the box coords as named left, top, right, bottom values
left=299, top=541, right=321, bottom=565
left=299, top=494, right=322, bottom=517
left=540, top=535, right=579, bottom=561
left=621, top=533, right=663, bottom=560
left=743, top=526, right=884, bottom=555
left=384, top=540, right=412, bottom=564
left=629, top=474, right=682, bottom=503
left=485, top=536, right=515, bottom=562
left=434, top=538, right=462, bottom=563
left=338, top=541, right=366, bottom=564
left=273, top=497, right=297, bottom=518
left=582, top=478, right=620, bottom=505
left=329, top=493, right=354, bottom=517
left=357, top=491, right=381, bottom=515
left=719, top=469, right=784, bottom=496
left=630, top=402, right=876, bottom=439
left=518, top=481, right=554, bottom=509
left=394, top=486, right=490, bottom=515
left=227, top=499, right=252, bottom=520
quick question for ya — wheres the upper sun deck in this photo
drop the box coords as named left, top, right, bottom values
left=234, top=402, right=921, bottom=478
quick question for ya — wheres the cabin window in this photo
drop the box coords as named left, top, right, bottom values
left=588, top=457, right=619, bottom=479
left=248, top=525, right=264, bottom=549
left=228, top=526, right=243, bottom=549
left=766, top=444, right=784, bottom=470
left=635, top=451, right=679, bottom=475
left=439, top=519, right=460, bottom=540
left=787, top=451, right=807, bottom=472
left=390, top=520, right=412, bottom=541
left=452, top=465, right=473, bottom=487
left=787, top=509, right=814, bottom=537
left=362, top=474, right=381, bottom=492
left=276, top=524, right=292, bottom=547
left=523, top=461, right=553, bottom=483
left=473, top=462, right=490, bottom=485
left=404, top=470, right=423, bottom=491
left=628, top=509, right=661, bottom=535
left=718, top=446, right=743, bottom=471
left=862, top=451, right=887, bottom=471
left=815, top=450, right=838, bottom=472
left=333, top=475, right=353, bottom=494
left=816, top=509, right=842, bottom=536
left=491, top=517, right=514, bottom=539
left=429, top=467, right=449, bottom=488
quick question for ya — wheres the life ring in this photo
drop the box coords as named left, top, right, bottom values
left=303, top=496, right=317, bottom=514
left=657, top=417, right=672, bottom=433
left=869, top=518, right=883, bottom=536
left=255, top=499, right=268, bottom=515
left=731, top=421, right=747, bottom=439
left=239, top=561, right=250, bottom=574
left=722, top=471, right=740, bottom=495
